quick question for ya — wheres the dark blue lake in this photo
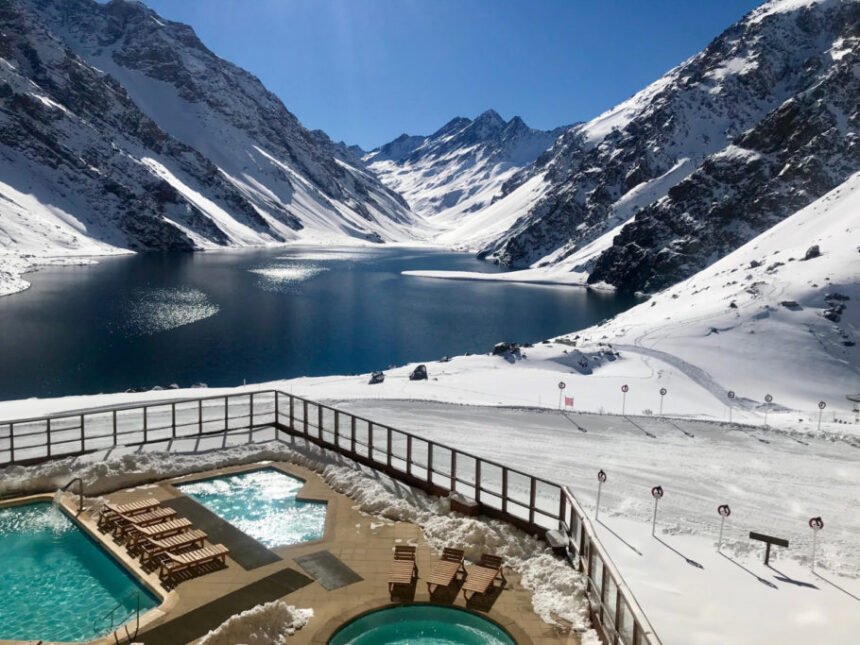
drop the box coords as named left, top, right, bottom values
left=0, top=247, right=638, bottom=400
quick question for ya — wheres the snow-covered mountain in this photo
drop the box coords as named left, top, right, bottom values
left=470, top=0, right=860, bottom=293
left=0, top=0, right=424, bottom=286
left=364, top=110, right=566, bottom=232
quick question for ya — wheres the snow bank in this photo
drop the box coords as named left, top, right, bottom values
left=198, top=601, right=313, bottom=645
left=322, top=465, right=593, bottom=632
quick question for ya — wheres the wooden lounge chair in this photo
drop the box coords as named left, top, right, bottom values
left=158, top=544, right=230, bottom=582
left=112, top=507, right=178, bottom=539
left=388, top=545, right=418, bottom=593
left=97, top=498, right=161, bottom=530
left=427, top=547, right=466, bottom=593
left=139, top=529, right=207, bottom=565
left=462, top=554, right=506, bottom=600
left=126, top=518, right=193, bottom=549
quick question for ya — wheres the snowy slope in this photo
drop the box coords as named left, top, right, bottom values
left=461, top=0, right=860, bottom=294
left=364, top=110, right=565, bottom=240
left=0, top=0, right=427, bottom=295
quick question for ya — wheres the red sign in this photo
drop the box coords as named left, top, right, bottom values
left=564, top=396, right=574, bottom=407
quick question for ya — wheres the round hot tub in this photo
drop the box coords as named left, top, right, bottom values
left=328, top=604, right=516, bottom=644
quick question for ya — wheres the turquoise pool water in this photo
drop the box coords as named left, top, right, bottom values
left=329, top=605, right=516, bottom=645
left=177, top=468, right=327, bottom=547
left=0, top=501, right=158, bottom=642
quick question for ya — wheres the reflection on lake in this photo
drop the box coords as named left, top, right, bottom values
left=0, top=246, right=639, bottom=401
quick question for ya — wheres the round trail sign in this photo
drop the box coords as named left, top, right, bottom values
left=621, top=384, right=629, bottom=393
left=660, top=388, right=667, bottom=396
left=809, top=516, right=824, bottom=530
left=651, top=485, right=664, bottom=499
left=765, top=394, right=773, bottom=403
left=818, top=401, right=826, bottom=410
left=728, top=390, right=736, bottom=400
left=597, top=469, right=607, bottom=483
left=718, top=504, right=731, bottom=518
left=558, top=381, right=566, bottom=390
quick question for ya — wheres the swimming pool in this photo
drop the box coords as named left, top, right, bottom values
left=176, top=468, right=327, bottom=547
left=329, top=604, right=516, bottom=645
left=0, top=501, right=158, bottom=642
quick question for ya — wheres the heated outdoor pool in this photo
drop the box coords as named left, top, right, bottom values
left=176, top=468, right=327, bottom=547
left=0, top=501, right=158, bottom=642
left=329, top=604, right=516, bottom=645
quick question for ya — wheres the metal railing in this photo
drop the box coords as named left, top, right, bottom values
left=0, top=389, right=659, bottom=645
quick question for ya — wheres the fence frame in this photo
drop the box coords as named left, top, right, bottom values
left=0, top=390, right=659, bottom=645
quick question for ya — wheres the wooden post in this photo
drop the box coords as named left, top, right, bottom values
left=427, top=442, right=434, bottom=483
left=198, top=399, right=203, bottom=434
left=614, top=588, right=623, bottom=644
left=224, top=396, right=229, bottom=433
left=275, top=392, right=280, bottom=425
left=474, top=459, right=482, bottom=502
left=289, top=394, right=294, bottom=429
left=80, top=414, right=85, bottom=453
left=502, top=467, right=508, bottom=513
left=350, top=416, right=356, bottom=454
left=450, top=451, right=456, bottom=492
left=9, top=423, right=14, bottom=463
left=368, top=423, right=374, bottom=460
left=303, top=400, right=308, bottom=435
left=250, top=392, right=255, bottom=428
left=113, top=409, right=118, bottom=447
left=334, top=412, right=340, bottom=448
left=46, top=418, right=52, bottom=458
left=529, top=478, right=537, bottom=525
left=406, top=435, right=412, bottom=475
left=599, top=560, right=608, bottom=624
left=171, top=403, right=176, bottom=439
left=143, top=406, right=148, bottom=444
left=318, top=405, right=323, bottom=440
left=558, top=489, right=566, bottom=530
left=387, top=427, right=393, bottom=468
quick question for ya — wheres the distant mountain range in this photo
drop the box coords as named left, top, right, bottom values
left=1, top=0, right=858, bottom=298
left=363, top=110, right=567, bottom=230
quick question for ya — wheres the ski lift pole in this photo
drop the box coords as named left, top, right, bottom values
left=809, top=516, right=823, bottom=573
left=650, top=485, right=663, bottom=536
left=595, top=470, right=606, bottom=521
left=717, top=504, right=731, bottom=552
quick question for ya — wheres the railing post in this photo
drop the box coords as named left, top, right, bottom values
left=171, top=403, right=176, bottom=439
left=303, top=400, right=308, bottom=435
left=113, top=410, right=117, bottom=447
left=80, top=413, right=85, bottom=453
left=450, top=451, right=456, bottom=492
left=427, top=442, right=434, bottom=484
left=350, top=417, right=356, bottom=454
left=224, top=396, right=229, bottom=433
left=46, top=418, right=52, bottom=458
left=529, top=478, right=537, bottom=525
left=250, top=392, right=255, bottom=429
left=368, top=423, right=374, bottom=460
left=318, top=406, right=323, bottom=441
left=474, top=459, right=481, bottom=502
left=9, top=422, right=14, bottom=463
left=502, top=468, right=508, bottom=513
left=559, top=488, right=566, bottom=530
left=386, top=427, right=392, bottom=468
left=334, top=412, right=340, bottom=448
left=406, top=435, right=412, bottom=476
left=289, top=394, right=294, bottom=429
left=275, top=392, right=280, bottom=426
left=614, top=587, right=623, bottom=645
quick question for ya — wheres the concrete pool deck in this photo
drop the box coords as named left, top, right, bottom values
left=7, top=461, right=581, bottom=645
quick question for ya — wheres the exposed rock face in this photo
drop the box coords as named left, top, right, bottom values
left=365, top=110, right=567, bottom=224
left=477, top=0, right=860, bottom=293
left=0, top=0, right=422, bottom=258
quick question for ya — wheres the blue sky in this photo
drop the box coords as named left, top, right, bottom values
left=142, top=0, right=763, bottom=149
